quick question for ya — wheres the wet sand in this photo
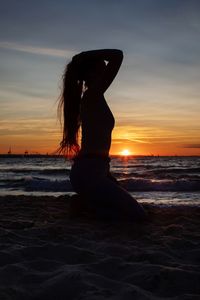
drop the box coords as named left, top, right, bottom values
left=0, top=195, right=200, bottom=300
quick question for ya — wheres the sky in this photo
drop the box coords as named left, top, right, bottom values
left=0, top=0, right=200, bottom=155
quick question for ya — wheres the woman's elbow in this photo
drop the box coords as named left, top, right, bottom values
left=112, top=50, right=123, bottom=64
left=116, top=50, right=123, bottom=62
left=115, top=49, right=123, bottom=58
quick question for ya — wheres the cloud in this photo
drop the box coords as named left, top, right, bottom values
left=113, top=138, right=150, bottom=144
left=0, top=42, right=75, bottom=58
left=182, top=144, right=200, bottom=148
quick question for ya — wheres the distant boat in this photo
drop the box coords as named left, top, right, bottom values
left=24, top=150, right=28, bottom=155
left=8, top=147, right=12, bottom=155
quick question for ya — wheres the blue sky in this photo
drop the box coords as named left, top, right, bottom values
left=0, top=0, right=200, bottom=154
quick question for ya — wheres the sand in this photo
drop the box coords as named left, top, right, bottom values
left=0, top=195, right=200, bottom=300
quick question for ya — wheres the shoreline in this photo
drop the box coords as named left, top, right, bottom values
left=1, top=193, right=200, bottom=207
left=0, top=195, right=200, bottom=299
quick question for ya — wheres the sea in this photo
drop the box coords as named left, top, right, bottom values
left=0, top=155, right=200, bottom=206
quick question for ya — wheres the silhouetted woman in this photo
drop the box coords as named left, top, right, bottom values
left=58, top=49, right=146, bottom=221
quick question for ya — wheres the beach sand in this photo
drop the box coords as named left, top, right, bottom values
left=0, top=195, right=200, bottom=300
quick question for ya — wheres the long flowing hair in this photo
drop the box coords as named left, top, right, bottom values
left=57, top=60, right=83, bottom=157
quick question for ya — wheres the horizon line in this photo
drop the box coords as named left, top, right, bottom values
left=0, top=153, right=199, bottom=158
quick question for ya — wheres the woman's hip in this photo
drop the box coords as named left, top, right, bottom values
left=70, top=156, right=110, bottom=193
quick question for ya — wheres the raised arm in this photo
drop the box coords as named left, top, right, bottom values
left=73, top=49, right=123, bottom=93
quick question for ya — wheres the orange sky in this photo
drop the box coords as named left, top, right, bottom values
left=1, top=117, right=199, bottom=156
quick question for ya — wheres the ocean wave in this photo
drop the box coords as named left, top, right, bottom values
left=24, top=178, right=72, bottom=192
left=1, top=176, right=200, bottom=193
left=120, top=178, right=200, bottom=192
left=1, top=176, right=72, bottom=192
left=113, top=172, right=200, bottom=181
left=0, top=168, right=70, bottom=175
left=148, top=167, right=200, bottom=174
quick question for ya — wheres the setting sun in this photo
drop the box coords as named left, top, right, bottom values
left=120, top=149, right=131, bottom=156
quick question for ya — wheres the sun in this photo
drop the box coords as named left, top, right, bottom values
left=120, top=149, right=131, bottom=156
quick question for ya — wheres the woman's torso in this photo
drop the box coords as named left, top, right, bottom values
left=79, top=91, right=115, bottom=157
